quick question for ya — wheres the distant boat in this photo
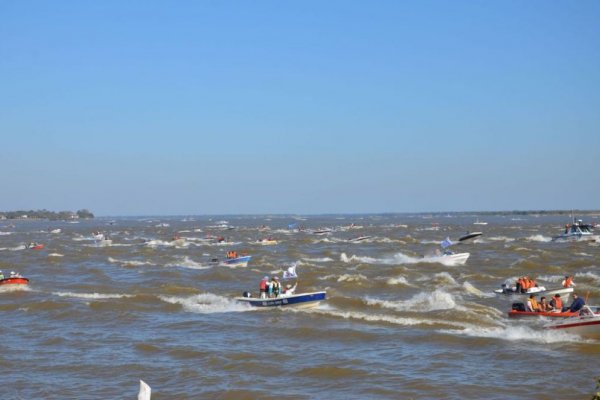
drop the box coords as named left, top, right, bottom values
left=348, top=235, right=371, bottom=242
left=257, top=238, right=278, bottom=245
left=494, top=285, right=573, bottom=302
left=312, top=228, right=333, bottom=235
left=458, top=232, right=482, bottom=242
left=27, top=243, right=44, bottom=250
left=0, top=274, right=29, bottom=286
left=552, top=218, right=597, bottom=242
left=473, top=219, right=488, bottom=225
left=224, top=255, right=252, bottom=267
left=424, top=251, right=470, bottom=265
left=236, top=291, right=326, bottom=308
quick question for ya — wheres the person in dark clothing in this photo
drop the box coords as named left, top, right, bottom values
left=563, top=293, right=585, bottom=312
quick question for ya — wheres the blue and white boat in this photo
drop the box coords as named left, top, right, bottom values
left=552, top=219, right=597, bottom=242
left=235, top=291, right=326, bottom=308
left=224, top=255, right=252, bottom=267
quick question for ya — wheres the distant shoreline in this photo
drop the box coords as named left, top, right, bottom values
left=0, top=209, right=94, bottom=221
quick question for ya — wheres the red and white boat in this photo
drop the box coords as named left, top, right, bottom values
left=0, top=276, right=29, bottom=286
left=27, top=243, right=45, bottom=250
left=508, top=310, right=578, bottom=318
left=545, top=306, right=600, bottom=339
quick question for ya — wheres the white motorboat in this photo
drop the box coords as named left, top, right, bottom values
left=424, top=251, right=470, bottom=266
left=545, top=306, right=600, bottom=339
left=494, top=285, right=573, bottom=302
left=473, top=219, right=488, bottom=225
left=552, top=219, right=597, bottom=242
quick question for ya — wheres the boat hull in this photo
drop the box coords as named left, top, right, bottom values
left=224, top=255, right=252, bottom=267
left=29, top=244, right=44, bottom=250
left=546, top=314, right=600, bottom=339
left=235, top=291, right=326, bottom=308
left=508, top=310, right=577, bottom=318
left=0, top=277, right=29, bottom=285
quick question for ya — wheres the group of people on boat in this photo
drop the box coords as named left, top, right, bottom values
left=226, top=251, right=239, bottom=259
left=525, top=292, right=585, bottom=313
left=258, top=276, right=296, bottom=299
left=0, top=270, right=23, bottom=280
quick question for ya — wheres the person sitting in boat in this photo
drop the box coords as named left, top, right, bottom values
left=550, top=294, right=563, bottom=311
left=259, top=276, right=269, bottom=299
left=538, top=297, right=551, bottom=312
left=564, top=293, right=585, bottom=313
left=526, top=294, right=540, bottom=312
left=561, top=275, right=575, bottom=288
left=283, top=282, right=297, bottom=296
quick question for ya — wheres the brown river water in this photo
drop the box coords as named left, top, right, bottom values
left=0, top=214, right=599, bottom=399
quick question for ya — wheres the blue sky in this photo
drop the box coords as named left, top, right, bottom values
left=1, top=1, right=599, bottom=215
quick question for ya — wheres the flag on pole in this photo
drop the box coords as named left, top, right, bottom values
left=283, top=263, right=298, bottom=280
left=440, top=237, right=454, bottom=249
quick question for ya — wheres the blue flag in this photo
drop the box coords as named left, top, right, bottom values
left=441, top=237, right=454, bottom=249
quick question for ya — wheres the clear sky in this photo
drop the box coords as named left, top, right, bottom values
left=1, top=1, right=599, bottom=216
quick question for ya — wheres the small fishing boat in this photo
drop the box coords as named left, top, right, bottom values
left=170, top=236, right=186, bottom=247
left=27, top=243, right=44, bottom=250
left=552, top=219, right=597, bottom=242
left=96, top=239, right=113, bottom=247
left=545, top=306, right=600, bottom=338
left=494, top=286, right=573, bottom=302
left=257, top=238, right=278, bottom=245
left=348, top=235, right=371, bottom=242
left=224, top=255, right=252, bottom=267
left=473, top=219, right=488, bottom=225
left=0, top=276, right=29, bottom=286
left=458, top=232, right=482, bottom=242
left=312, top=228, right=333, bottom=235
left=235, top=291, right=326, bottom=308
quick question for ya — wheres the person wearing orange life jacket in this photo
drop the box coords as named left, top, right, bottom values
left=550, top=294, right=563, bottom=311
left=516, top=277, right=524, bottom=293
left=561, top=275, right=575, bottom=288
left=527, top=294, right=540, bottom=312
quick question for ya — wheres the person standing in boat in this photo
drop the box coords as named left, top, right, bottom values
left=561, top=275, right=575, bottom=288
left=272, top=276, right=281, bottom=297
left=259, top=276, right=269, bottom=299
left=283, top=282, right=297, bottom=296
left=563, top=293, right=585, bottom=313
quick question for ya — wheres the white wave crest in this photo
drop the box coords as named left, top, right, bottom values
left=53, top=292, right=133, bottom=300
left=441, top=324, right=586, bottom=343
left=575, top=271, right=600, bottom=283
left=310, top=308, right=465, bottom=328
left=487, top=236, right=515, bottom=242
left=366, top=289, right=461, bottom=312
left=462, top=282, right=494, bottom=298
left=302, top=257, right=333, bottom=263
left=159, top=293, right=250, bottom=313
left=0, top=285, right=31, bottom=293
left=48, top=253, right=64, bottom=257
left=386, top=276, right=411, bottom=286
left=108, top=257, right=155, bottom=267
left=525, top=235, right=552, bottom=242
left=0, top=231, right=12, bottom=236
left=165, top=256, right=211, bottom=270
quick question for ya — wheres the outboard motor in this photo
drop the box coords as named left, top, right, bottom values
left=512, top=302, right=526, bottom=312
left=242, top=291, right=252, bottom=298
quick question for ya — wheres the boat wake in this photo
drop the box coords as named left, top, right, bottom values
left=524, top=234, right=552, bottom=242
left=108, top=257, right=156, bottom=267
left=365, top=289, right=462, bottom=312
left=165, top=256, right=212, bottom=270
left=159, top=293, right=251, bottom=313
left=52, top=291, right=134, bottom=300
left=440, top=324, right=588, bottom=344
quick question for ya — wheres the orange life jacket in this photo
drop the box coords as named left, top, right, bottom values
left=529, top=297, right=539, bottom=311
left=553, top=297, right=563, bottom=309
left=564, top=277, right=573, bottom=288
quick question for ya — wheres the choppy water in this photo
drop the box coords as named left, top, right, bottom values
left=1, top=214, right=599, bottom=399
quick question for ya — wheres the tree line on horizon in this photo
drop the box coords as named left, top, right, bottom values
left=0, top=209, right=94, bottom=220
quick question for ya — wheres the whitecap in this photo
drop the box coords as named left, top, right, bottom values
left=159, top=293, right=250, bottom=313
left=52, top=292, right=133, bottom=300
